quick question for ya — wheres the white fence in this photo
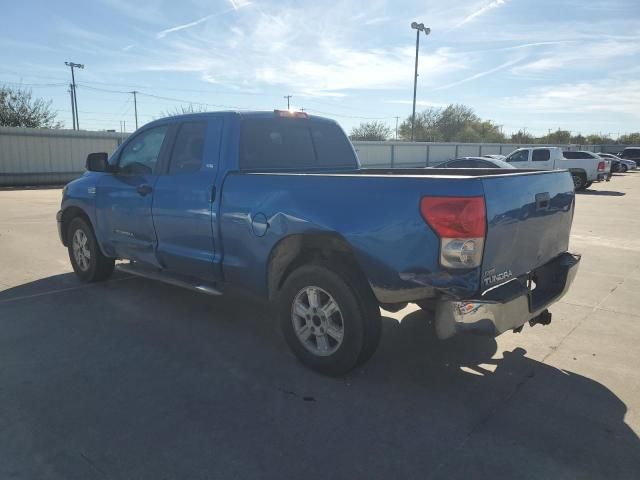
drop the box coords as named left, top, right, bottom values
left=0, top=127, right=124, bottom=186
left=0, top=126, right=633, bottom=186
left=352, top=141, right=619, bottom=168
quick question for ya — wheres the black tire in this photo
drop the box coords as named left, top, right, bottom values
left=622, top=164, right=628, bottom=173
left=584, top=181, right=593, bottom=189
left=415, top=299, right=435, bottom=312
left=571, top=173, right=586, bottom=191
left=278, top=261, right=381, bottom=375
left=67, top=217, right=115, bottom=282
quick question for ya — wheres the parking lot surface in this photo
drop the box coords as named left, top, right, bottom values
left=1, top=176, right=640, bottom=479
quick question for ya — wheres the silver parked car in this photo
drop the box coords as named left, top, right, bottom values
left=598, top=153, right=636, bottom=172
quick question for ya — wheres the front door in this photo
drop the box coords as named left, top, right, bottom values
left=96, top=124, right=171, bottom=267
left=152, top=118, right=223, bottom=282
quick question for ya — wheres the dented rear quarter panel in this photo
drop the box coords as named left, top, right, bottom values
left=219, top=172, right=487, bottom=303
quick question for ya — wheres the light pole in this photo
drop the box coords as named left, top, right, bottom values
left=65, top=61, right=84, bottom=130
left=410, top=22, right=430, bottom=142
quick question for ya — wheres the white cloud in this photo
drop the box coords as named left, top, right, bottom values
left=504, top=79, right=640, bottom=117
left=434, top=57, right=522, bottom=90
left=456, top=0, right=508, bottom=27
left=134, top=4, right=468, bottom=95
left=157, top=15, right=214, bottom=39
left=512, top=38, right=640, bottom=75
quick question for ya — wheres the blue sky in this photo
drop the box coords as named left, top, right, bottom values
left=2, top=0, right=639, bottom=136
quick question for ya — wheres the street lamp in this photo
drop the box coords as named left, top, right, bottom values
left=410, top=22, right=430, bottom=142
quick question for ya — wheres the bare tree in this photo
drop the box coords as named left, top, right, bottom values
left=0, top=85, right=61, bottom=128
left=349, top=121, right=392, bottom=141
left=161, top=104, right=209, bottom=117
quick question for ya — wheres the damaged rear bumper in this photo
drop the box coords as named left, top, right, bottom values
left=434, top=252, right=580, bottom=339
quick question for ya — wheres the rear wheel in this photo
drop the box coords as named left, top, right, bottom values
left=584, top=181, right=593, bottom=189
left=278, top=262, right=381, bottom=375
left=67, top=217, right=115, bottom=282
left=571, top=173, right=586, bottom=191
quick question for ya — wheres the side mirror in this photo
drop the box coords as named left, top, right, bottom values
left=86, top=152, right=109, bottom=172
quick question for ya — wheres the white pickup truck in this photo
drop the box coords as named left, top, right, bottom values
left=504, top=147, right=610, bottom=190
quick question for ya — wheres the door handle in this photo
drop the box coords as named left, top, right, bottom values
left=136, top=184, right=153, bottom=196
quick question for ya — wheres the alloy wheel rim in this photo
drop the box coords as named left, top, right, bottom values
left=291, top=286, right=345, bottom=356
left=72, top=229, right=91, bottom=271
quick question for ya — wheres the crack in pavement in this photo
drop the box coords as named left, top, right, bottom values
left=0, top=276, right=135, bottom=305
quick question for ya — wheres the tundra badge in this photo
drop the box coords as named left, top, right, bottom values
left=483, top=268, right=513, bottom=287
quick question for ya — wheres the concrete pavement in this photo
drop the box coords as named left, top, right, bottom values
left=0, top=175, right=639, bottom=479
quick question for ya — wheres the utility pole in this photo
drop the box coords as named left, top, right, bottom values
left=68, top=84, right=76, bottom=130
left=394, top=116, right=400, bottom=140
left=284, top=95, right=292, bottom=110
left=410, top=22, right=430, bottom=142
left=131, top=91, right=139, bottom=130
left=65, top=62, right=84, bottom=130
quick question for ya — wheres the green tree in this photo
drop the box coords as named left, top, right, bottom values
left=349, top=121, right=392, bottom=141
left=510, top=130, right=535, bottom=144
left=541, top=129, right=572, bottom=144
left=398, top=104, right=505, bottom=142
left=0, top=85, right=61, bottom=128
left=398, top=108, right=441, bottom=141
left=436, top=104, right=479, bottom=141
left=619, top=132, right=640, bottom=144
left=586, top=134, right=614, bottom=145
left=570, top=133, right=587, bottom=144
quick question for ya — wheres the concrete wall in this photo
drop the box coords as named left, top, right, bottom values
left=0, top=126, right=634, bottom=186
left=0, top=127, right=124, bottom=186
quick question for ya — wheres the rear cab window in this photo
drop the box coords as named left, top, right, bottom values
left=239, top=118, right=357, bottom=170
left=532, top=149, right=550, bottom=161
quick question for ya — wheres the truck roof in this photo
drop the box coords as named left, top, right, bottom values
left=143, top=110, right=337, bottom=129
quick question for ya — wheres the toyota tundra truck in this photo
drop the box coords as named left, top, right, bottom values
left=57, top=111, right=580, bottom=375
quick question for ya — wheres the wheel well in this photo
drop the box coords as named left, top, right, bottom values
left=60, top=207, right=91, bottom=246
left=267, top=233, right=369, bottom=301
left=568, top=168, right=587, bottom=177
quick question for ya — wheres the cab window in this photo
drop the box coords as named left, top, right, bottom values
left=532, top=149, right=550, bottom=161
left=168, top=122, right=207, bottom=174
left=118, top=126, right=169, bottom=175
left=506, top=150, right=529, bottom=163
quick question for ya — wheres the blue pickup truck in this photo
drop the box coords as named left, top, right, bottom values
left=57, top=110, right=580, bottom=375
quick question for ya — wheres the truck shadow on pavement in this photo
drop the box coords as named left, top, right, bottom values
left=577, top=189, right=625, bottom=196
left=0, top=274, right=639, bottom=479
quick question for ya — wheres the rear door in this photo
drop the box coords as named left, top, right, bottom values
left=480, top=170, right=575, bottom=290
left=531, top=148, right=554, bottom=170
left=504, top=149, right=530, bottom=168
left=151, top=118, right=223, bottom=282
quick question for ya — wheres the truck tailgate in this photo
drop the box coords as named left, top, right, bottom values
left=480, top=170, right=575, bottom=290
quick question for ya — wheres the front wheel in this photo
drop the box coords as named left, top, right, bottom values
left=278, top=262, right=381, bottom=375
left=67, top=217, right=115, bottom=282
left=622, top=164, right=628, bottom=172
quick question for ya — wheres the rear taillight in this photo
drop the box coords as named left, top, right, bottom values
left=420, top=196, right=486, bottom=268
left=598, top=161, right=605, bottom=172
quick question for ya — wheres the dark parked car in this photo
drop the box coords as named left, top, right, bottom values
left=620, top=147, right=640, bottom=162
left=434, top=157, right=516, bottom=169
